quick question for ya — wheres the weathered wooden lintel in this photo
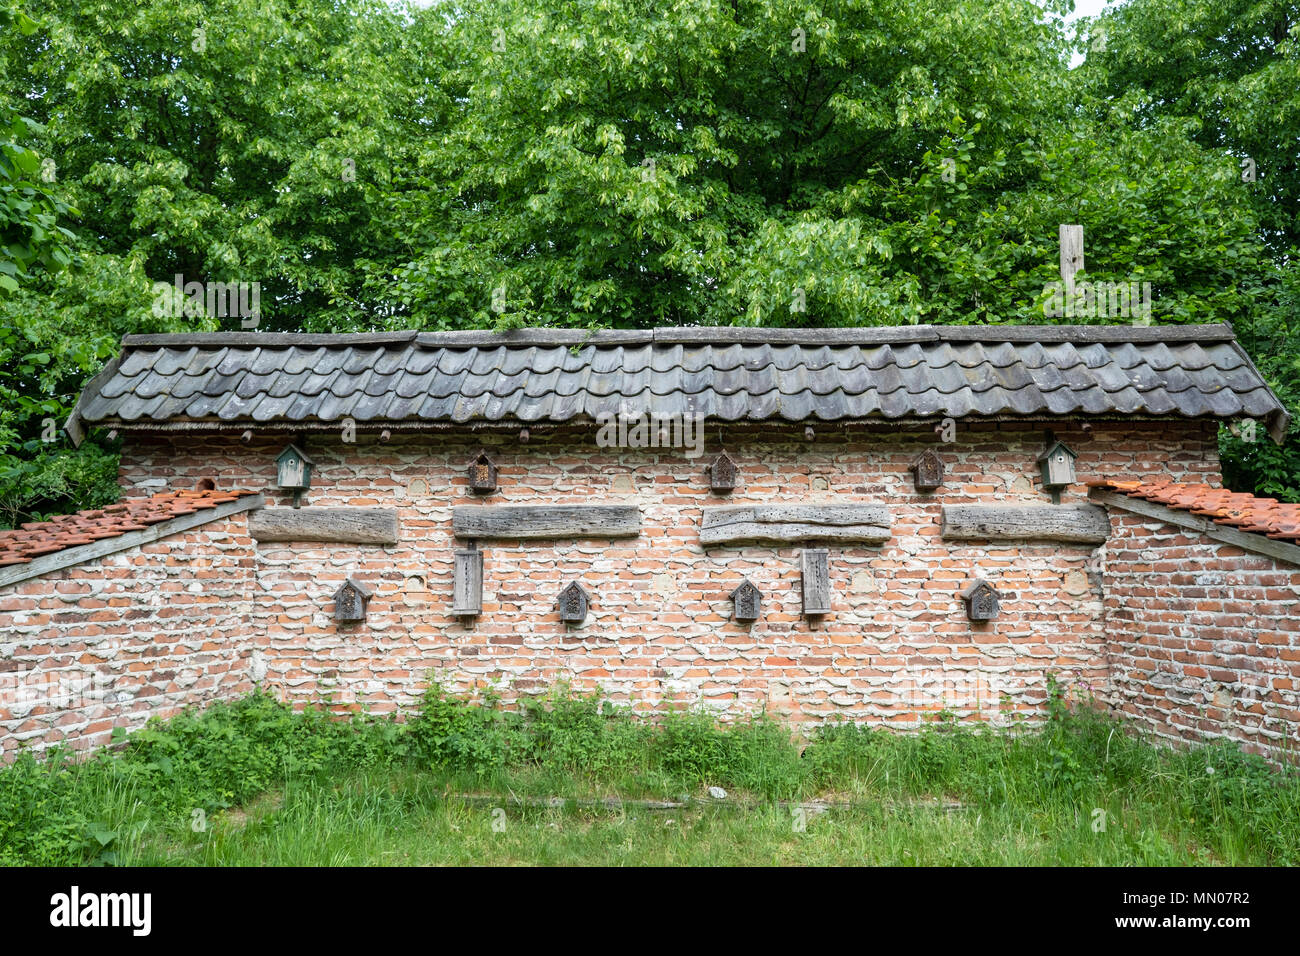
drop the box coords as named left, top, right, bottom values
left=250, top=507, right=399, bottom=544
left=700, top=505, right=891, bottom=546
left=452, top=505, right=641, bottom=540
left=940, top=504, right=1109, bottom=545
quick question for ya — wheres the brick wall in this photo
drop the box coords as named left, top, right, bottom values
left=1101, top=511, right=1300, bottom=760
left=7, top=416, right=1258, bottom=760
left=114, top=419, right=1216, bottom=724
left=0, top=514, right=256, bottom=760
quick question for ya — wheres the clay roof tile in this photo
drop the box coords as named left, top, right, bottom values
left=1091, top=478, right=1300, bottom=545
left=0, top=488, right=257, bottom=565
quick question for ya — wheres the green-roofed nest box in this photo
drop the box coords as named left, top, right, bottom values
left=730, top=578, right=762, bottom=622
left=276, top=443, right=314, bottom=491
left=1037, top=439, right=1077, bottom=491
left=468, top=451, right=498, bottom=495
left=959, top=579, right=1001, bottom=622
left=333, top=576, right=373, bottom=623
left=558, top=580, right=590, bottom=624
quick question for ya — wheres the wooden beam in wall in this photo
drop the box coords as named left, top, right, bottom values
left=699, top=505, right=891, bottom=546
left=940, top=504, right=1110, bottom=545
left=249, top=507, right=399, bottom=544
left=452, top=505, right=641, bottom=540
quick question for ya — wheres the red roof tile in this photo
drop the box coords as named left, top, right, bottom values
left=1089, top=479, right=1300, bottom=544
left=0, top=488, right=257, bottom=566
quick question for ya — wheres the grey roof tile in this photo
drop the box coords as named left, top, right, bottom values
left=97, top=373, right=139, bottom=400
left=116, top=349, right=159, bottom=378
left=280, top=347, right=326, bottom=376
left=247, top=348, right=286, bottom=377
left=69, top=324, right=1289, bottom=442
left=249, top=393, right=296, bottom=421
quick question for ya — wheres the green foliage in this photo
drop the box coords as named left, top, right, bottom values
left=1, top=0, right=1296, bottom=513
left=801, top=682, right=1300, bottom=864
left=0, top=441, right=120, bottom=528
left=1219, top=264, right=1300, bottom=498
left=1081, top=0, right=1300, bottom=254
left=7, top=0, right=436, bottom=330
left=0, top=0, right=444, bottom=522
left=519, top=683, right=650, bottom=778
left=652, top=707, right=805, bottom=797
left=3, top=679, right=1298, bottom=866
left=0, top=4, right=76, bottom=293
left=409, top=682, right=526, bottom=774
left=409, top=680, right=803, bottom=794
left=1079, top=0, right=1300, bottom=499
left=0, top=251, right=202, bottom=527
left=0, top=692, right=404, bottom=865
left=0, top=105, right=75, bottom=292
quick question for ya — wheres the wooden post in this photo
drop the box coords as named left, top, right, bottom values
left=1060, top=224, right=1084, bottom=306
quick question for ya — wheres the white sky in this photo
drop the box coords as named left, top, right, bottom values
left=1064, top=0, right=1117, bottom=66
left=1068, top=0, right=1114, bottom=21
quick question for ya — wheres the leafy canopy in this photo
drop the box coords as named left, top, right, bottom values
left=1, top=0, right=1297, bottom=522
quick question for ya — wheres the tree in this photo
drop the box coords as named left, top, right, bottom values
left=1080, top=0, right=1300, bottom=498
left=9, top=0, right=446, bottom=330
left=359, top=0, right=1274, bottom=335
left=1, top=0, right=1296, bottom=520
left=0, top=5, right=75, bottom=293
left=1081, top=0, right=1299, bottom=253
left=0, top=0, right=449, bottom=525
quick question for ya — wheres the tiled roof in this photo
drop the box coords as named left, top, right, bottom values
left=67, top=324, right=1289, bottom=443
left=1089, top=479, right=1300, bottom=543
left=0, top=489, right=258, bottom=567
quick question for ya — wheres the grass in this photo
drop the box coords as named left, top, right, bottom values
left=130, top=770, right=1224, bottom=866
left=2, top=677, right=1297, bottom=866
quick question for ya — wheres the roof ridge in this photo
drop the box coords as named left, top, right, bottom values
left=70, top=324, right=1288, bottom=447
left=118, top=323, right=1239, bottom=351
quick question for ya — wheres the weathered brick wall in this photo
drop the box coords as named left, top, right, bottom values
left=12, top=416, right=1263, bottom=761
left=0, top=514, right=256, bottom=759
left=1100, top=512, right=1300, bottom=761
left=107, top=419, right=1218, bottom=727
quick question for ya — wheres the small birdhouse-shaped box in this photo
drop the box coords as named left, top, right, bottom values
left=708, top=450, right=739, bottom=493
left=1036, top=440, right=1077, bottom=491
left=730, top=578, right=762, bottom=622
left=332, top=577, right=373, bottom=623
left=467, top=451, right=498, bottom=495
left=275, top=443, right=314, bottom=491
left=959, top=579, right=1001, bottom=622
left=558, top=581, right=590, bottom=624
left=908, top=448, right=945, bottom=492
